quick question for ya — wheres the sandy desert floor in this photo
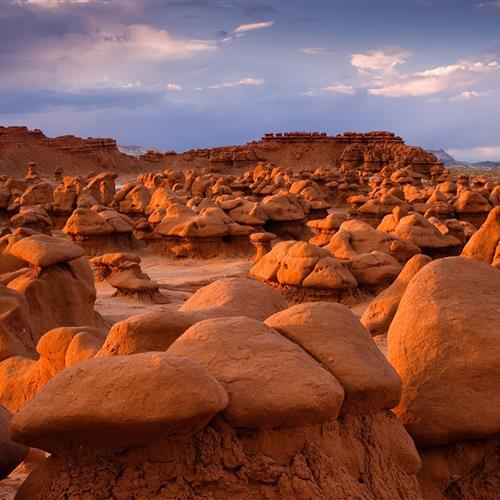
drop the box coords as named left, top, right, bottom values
left=94, top=255, right=253, bottom=324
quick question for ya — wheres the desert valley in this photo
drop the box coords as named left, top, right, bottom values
left=1, top=0, right=500, bottom=498
left=0, top=124, right=498, bottom=499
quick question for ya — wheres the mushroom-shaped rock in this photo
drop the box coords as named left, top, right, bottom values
left=227, top=199, right=268, bottom=225
left=361, top=254, right=432, bottom=336
left=302, top=256, right=358, bottom=290
left=7, top=254, right=102, bottom=339
left=250, top=231, right=276, bottom=261
left=36, top=326, right=103, bottom=374
left=10, top=352, right=228, bottom=452
left=63, top=207, right=114, bottom=236
left=260, top=193, right=305, bottom=221
left=276, top=241, right=330, bottom=286
left=387, top=257, right=500, bottom=446
left=117, top=184, right=151, bottom=214
left=97, top=311, right=194, bottom=356
left=349, top=251, right=402, bottom=287
left=265, top=303, right=401, bottom=415
left=97, top=209, right=135, bottom=233
left=10, top=206, right=53, bottom=234
left=308, top=211, right=349, bottom=246
left=179, top=277, right=287, bottom=321
left=169, top=317, right=345, bottom=429
left=250, top=240, right=295, bottom=282
left=0, top=405, right=28, bottom=479
left=90, top=252, right=141, bottom=281
left=462, top=206, right=500, bottom=267
left=251, top=241, right=358, bottom=299
left=7, top=234, right=86, bottom=267
left=391, top=213, right=461, bottom=255
left=108, top=267, right=163, bottom=303
left=326, top=219, right=419, bottom=263
left=358, top=194, right=410, bottom=215
left=454, top=189, right=491, bottom=213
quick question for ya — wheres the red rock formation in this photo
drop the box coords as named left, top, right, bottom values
left=0, top=126, right=440, bottom=179
left=0, top=126, right=143, bottom=178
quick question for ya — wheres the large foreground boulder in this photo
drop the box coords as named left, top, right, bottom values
left=11, top=352, right=228, bottom=452
left=11, top=309, right=423, bottom=499
left=388, top=257, right=500, bottom=447
left=265, top=302, right=401, bottom=414
left=169, top=316, right=345, bottom=429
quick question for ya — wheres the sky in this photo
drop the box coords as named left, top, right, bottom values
left=1, top=0, right=500, bottom=161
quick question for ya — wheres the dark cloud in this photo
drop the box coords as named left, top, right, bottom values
left=0, top=87, right=165, bottom=114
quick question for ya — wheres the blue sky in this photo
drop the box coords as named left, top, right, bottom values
left=1, top=0, right=500, bottom=160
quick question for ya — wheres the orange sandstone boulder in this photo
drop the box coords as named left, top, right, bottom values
left=7, top=234, right=85, bottom=268
left=349, top=251, right=402, bottom=287
left=326, top=219, right=419, bottom=262
left=10, top=352, right=228, bottom=452
left=97, top=311, right=194, bottom=356
left=387, top=257, right=500, bottom=446
left=251, top=241, right=358, bottom=302
left=462, top=206, right=500, bottom=267
left=169, top=316, right=345, bottom=429
left=265, top=302, right=401, bottom=415
left=179, top=277, right=287, bottom=321
left=361, top=254, right=432, bottom=336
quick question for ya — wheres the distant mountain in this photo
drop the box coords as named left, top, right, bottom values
left=118, top=145, right=159, bottom=157
left=427, top=149, right=500, bottom=168
left=428, top=149, right=458, bottom=165
left=471, top=160, right=500, bottom=168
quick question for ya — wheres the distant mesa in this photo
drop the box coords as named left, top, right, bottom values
left=427, top=148, right=500, bottom=169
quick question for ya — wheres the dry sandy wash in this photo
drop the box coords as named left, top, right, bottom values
left=0, top=128, right=499, bottom=499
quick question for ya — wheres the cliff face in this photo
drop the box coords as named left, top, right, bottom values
left=158, top=131, right=407, bottom=174
left=0, top=126, right=143, bottom=178
left=0, top=126, right=437, bottom=179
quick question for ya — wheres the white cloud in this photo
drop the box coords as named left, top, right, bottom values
left=300, top=90, right=320, bottom=97
left=447, top=146, right=500, bottom=162
left=301, top=47, right=330, bottom=55
left=356, top=51, right=500, bottom=97
left=98, top=79, right=142, bottom=90
left=449, top=90, right=492, bottom=101
left=351, top=49, right=411, bottom=72
left=35, top=23, right=216, bottom=64
left=323, top=83, right=356, bottom=95
left=233, top=21, right=274, bottom=34
left=208, top=78, right=265, bottom=89
left=0, top=22, right=217, bottom=89
left=166, top=83, right=183, bottom=91
left=19, top=0, right=90, bottom=5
